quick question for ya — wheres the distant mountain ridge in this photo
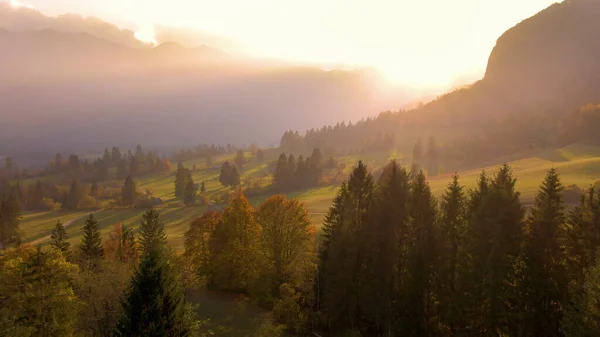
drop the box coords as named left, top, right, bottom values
left=0, top=26, right=414, bottom=153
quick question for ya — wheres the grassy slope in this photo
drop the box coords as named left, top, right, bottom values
left=19, top=144, right=600, bottom=251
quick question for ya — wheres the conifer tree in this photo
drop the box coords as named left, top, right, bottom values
left=117, top=159, right=128, bottom=180
left=318, top=161, right=374, bottom=333
left=175, top=168, right=192, bottom=198
left=437, top=173, right=466, bottom=334
left=460, top=166, right=525, bottom=335
left=122, top=176, right=137, bottom=207
left=404, top=170, right=438, bottom=336
left=80, top=214, right=104, bottom=268
left=0, top=190, right=21, bottom=249
left=521, top=168, right=568, bottom=336
left=230, top=165, right=241, bottom=187
left=66, top=180, right=82, bottom=210
left=256, top=148, right=265, bottom=162
left=183, top=181, right=197, bottom=205
left=219, top=161, right=233, bottom=187
left=365, top=160, right=411, bottom=334
left=235, top=150, right=245, bottom=170
left=273, top=154, right=289, bottom=192
left=425, top=136, right=439, bottom=176
left=116, top=209, right=193, bottom=336
left=50, top=220, right=71, bottom=260
left=200, top=181, right=206, bottom=193
left=90, top=179, right=99, bottom=198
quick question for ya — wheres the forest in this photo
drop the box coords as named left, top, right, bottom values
left=2, top=158, right=600, bottom=336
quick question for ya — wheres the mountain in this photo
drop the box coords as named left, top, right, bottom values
left=393, top=0, right=600, bottom=125
left=278, top=0, right=600, bottom=167
left=0, top=28, right=413, bottom=153
left=483, top=0, right=600, bottom=111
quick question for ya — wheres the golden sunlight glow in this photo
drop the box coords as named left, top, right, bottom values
left=10, top=0, right=34, bottom=9
left=23, top=0, right=561, bottom=88
left=134, top=24, right=158, bottom=46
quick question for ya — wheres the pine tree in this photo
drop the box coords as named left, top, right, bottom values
left=521, top=168, right=568, bottom=336
left=273, top=154, right=289, bottom=192
left=183, top=181, right=197, bottom=205
left=0, top=190, right=21, bottom=249
left=50, top=220, right=71, bottom=260
left=412, top=138, right=423, bottom=175
left=80, top=214, right=104, bottom=268
left=175, top=168, right=192, bottom=198
left=437, top=173, right=466, bottom=335
left=404, top=170, right=438, bottom=336
left=235, top=150, right=245, bottom=170
left=256, top=148, right=265, bottom=162
left=200, top=181, right=206, bottom=193
left=90, top=179, right=99, bottom=198
left=425, top=136, right=439, bottom=177
left=66, top=180, right=82, bottom=210
left=116, top=209, right=193, bottom=336
left=366, top=160, right=411, bottom=334
left=318, top=161, right=375, bottom=333
left=122, top=176, right=137, bottom=207
left=219, top=161, right=233, bottom=187
left=230, top=165, right=241, bottom=187
left=115, top=159, right=127, bottom=180
left=460, top=166, right=525, bottom=335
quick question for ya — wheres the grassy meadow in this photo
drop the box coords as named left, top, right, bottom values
left=18, top=143, right=600, bottom=251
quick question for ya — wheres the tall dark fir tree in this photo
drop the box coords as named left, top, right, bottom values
left=80, top=214, right=104, bottom=269
left=116, top=209, right=193, bottom=336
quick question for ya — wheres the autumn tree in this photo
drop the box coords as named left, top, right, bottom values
left=209, top=190, right=262, bottom=293
left=256, top=195, right=315, bottom=301
left=184, top=211, right=222, bottom=284
left=0, top=246, right=79, bottom=336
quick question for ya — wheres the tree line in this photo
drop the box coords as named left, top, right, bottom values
left=0, top=210, right=197, bottom=336
left=186, top=161, right=600, bottom=336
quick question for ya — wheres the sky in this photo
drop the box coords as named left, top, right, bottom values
left=11, top=0, right=559, bottom=88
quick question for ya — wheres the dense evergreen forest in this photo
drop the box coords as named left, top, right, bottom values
left=2, top=159, right=600, bottom=336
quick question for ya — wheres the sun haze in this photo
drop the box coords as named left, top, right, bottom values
left=15, top=0, right=559, bottom=87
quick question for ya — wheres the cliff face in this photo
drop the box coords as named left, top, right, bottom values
left=483, top=0, right=600, bottom=110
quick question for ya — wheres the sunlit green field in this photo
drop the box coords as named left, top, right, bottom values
left=19, top=144, right=600, bottom=251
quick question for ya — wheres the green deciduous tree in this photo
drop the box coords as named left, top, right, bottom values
left=0, top=246, right=79, bottom=336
